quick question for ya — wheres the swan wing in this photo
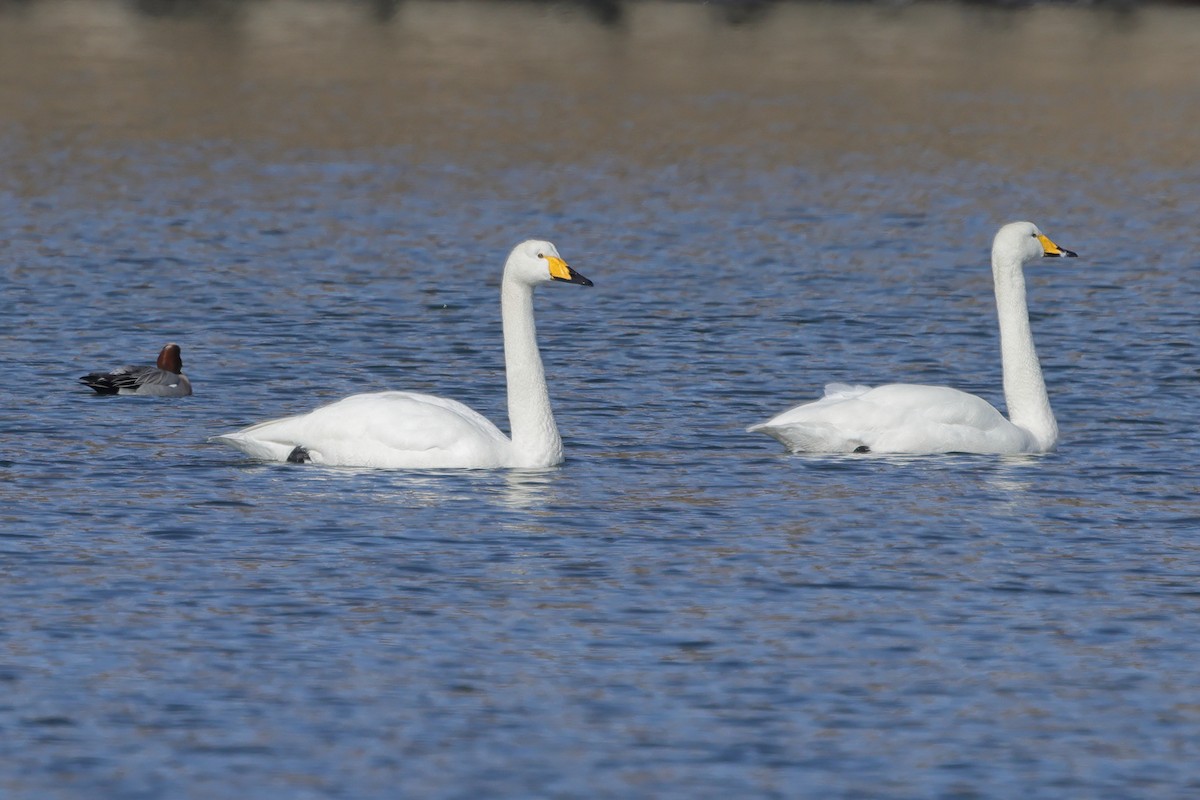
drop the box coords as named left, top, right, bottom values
left=749, top=383, right=1032, bottom=454
left=213, top=391, right=512, bottom=468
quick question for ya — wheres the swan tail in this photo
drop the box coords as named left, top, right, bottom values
left=747, top=420, right=864, bottom=453
left=210, top=432, right=300, bottom=463
left=747, top=383, right=873, bottom=452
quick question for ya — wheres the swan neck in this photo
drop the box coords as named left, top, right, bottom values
left=501, top=277, right=562, bottom=467
left=993, top=251, right=1058, bottom=451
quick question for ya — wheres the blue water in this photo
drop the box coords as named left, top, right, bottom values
left=3, top=2, right=1200, bottom=797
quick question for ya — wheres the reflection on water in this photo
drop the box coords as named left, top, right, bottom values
left=2, top=1, right=1199, bottom=798
left=499, top=469, right=561, bottom=510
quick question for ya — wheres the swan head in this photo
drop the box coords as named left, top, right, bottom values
left=505, top=240, right=593, bottom=287
left=993, top=221, right=1078, bottom=267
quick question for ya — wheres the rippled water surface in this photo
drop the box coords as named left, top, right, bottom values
left=2, top=1, right=1199, bottom=797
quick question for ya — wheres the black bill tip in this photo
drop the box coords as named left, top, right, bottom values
left=556, top=266, right=593, bottom=287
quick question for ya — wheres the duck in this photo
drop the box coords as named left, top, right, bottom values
left=80, top=343, right=192, bottom=397
left=747, top=221, right=1077, bottom=455
left=212, top=239, right=593, bottom=468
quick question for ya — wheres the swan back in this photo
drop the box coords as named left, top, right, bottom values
left=214, top=391, right=512, bottom=468
left=749, top=383, right=1033, bottom=454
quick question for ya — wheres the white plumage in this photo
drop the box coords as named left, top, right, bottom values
left=213, top=240, right=592, bottom=468
left=748, top=222, right=1077, bottom=455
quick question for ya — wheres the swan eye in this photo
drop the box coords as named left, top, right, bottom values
left=537, top=253, right=544, bottom=259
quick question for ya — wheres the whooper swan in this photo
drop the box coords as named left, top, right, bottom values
left=213, top=240, right=592, bottom=468
left=747, top=221, right=1076, bottom=455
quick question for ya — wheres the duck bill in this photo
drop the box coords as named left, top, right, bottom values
left=547, top=255, right=594, bottom=286
left=1038, top=234, right=1078, bottom=258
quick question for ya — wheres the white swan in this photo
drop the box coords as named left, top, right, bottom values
left=748, top=221, right=1077, bottom=455
left=213, top=240, right=592, bottom=468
